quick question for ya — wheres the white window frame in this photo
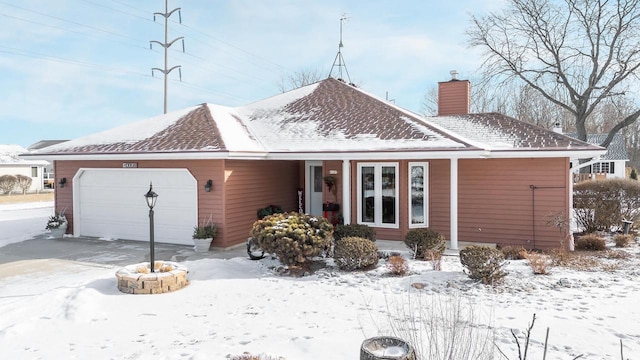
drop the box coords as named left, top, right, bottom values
left=408, top=162, right=429, bottom=228
left=356, top=162, right=399, bottom=228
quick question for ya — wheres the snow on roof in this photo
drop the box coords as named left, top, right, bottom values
left=0, top=144, right=48, bottom=165
left=206, top=104, right=263, bottom=152
left=25, top=78, right=604, bottom=159
left=32, top=106, right=201, bottom=153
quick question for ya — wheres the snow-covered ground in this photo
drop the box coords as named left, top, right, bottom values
left=0, top=202, right=639, bottom=359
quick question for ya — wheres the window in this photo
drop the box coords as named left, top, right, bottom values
left=31, top=167, right=37, bottom=177
left=409, top=162, right=429, bottom=227
left=357, top=163, right=398, bottom=228
left=592, top=162, right=614, bottom=174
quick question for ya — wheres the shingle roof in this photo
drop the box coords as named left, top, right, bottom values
left=428, top=113, right=596, bottom=150
left=28, top=78, right=604, bottom=158
left=565, top=133, right=628, bottom=160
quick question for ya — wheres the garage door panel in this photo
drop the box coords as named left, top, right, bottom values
left=76, top=169, right=197, bottom=245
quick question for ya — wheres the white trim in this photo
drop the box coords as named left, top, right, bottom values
left=450, top=158, right=458, bottom=250
left=342, top=160, right=351, bottom=225
left=408, top=162, right=429, bottom=228
left=356, top=162, right=399, bottom=229
left=22, top=148, right=606, bottom=162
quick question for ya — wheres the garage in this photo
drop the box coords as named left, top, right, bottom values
left=73, top=168, right=197, bottom=245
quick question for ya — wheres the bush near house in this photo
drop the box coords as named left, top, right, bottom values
left=459, top=245, right=507, bottom=285
left=250, top=212, right=333, bottom=267
left=573, top=179, right=640, bottom=232
left=15, top=174, right=32, bottom=195
left=613, top=234, right=634, bottom=248
left=333, top=236, right=379, bottom=271
left=0, top=175, right=17, bottom=194
left=256, top=204, right=284, bottom=220
left=404, top=228, right=446, bottom=260
left=333, top=223, right=376, bottom=242
left=574, top=234, right=607, bottom=251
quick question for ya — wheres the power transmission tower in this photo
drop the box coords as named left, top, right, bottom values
left=150, top=0, right=184, bottom=114
left=328, top=14, right=352, bottom=84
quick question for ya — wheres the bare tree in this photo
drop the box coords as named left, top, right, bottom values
left=277, top=68, right=323, bottom=93
left=468, top=0, right=640, bottom=148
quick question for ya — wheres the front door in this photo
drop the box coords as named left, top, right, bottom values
left=306, top=161, right=323, bottom=216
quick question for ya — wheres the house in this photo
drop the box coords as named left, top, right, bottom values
left=24, top=76, right=605, bottom=250
left=0, top=144, right=50, bottom=193
left=27, top=140, right=69, bottom=188
left=564, top=133, right=628, bottom=182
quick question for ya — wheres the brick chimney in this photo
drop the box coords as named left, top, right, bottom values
left=437, top=70, right=470, bottom=116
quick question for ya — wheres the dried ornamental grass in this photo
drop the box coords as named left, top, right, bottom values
left=613, top=234, right=633, bottom=248
left=525, top=252, right=552, bottom=275
left=387, top=255, right=409, bottom=276
left=574, top=234, right=606, bottom=251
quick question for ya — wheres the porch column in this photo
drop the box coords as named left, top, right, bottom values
left=450, top=158, right=459, bottom=250
left=342, top=160, right=351, bottom=225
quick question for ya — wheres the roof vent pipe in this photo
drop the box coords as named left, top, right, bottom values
left=450, top=70, right=459, bottom=81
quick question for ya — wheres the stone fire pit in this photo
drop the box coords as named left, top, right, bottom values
left=115, top=261, right=189, bottom=294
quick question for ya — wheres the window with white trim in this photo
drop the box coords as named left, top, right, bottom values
left=409, top=162, right=428, bottom=227
left=357, top=163, right=399, bottom=228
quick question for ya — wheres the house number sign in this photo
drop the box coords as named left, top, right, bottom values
left=122, top=162, right=138, bottom=168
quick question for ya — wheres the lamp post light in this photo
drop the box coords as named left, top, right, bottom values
left=144, top=182, right=159, bottom=273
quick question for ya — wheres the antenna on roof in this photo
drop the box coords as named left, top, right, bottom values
left=328, top=14, right=353, bottom=84
left=150, top=0, right=185, bottom=114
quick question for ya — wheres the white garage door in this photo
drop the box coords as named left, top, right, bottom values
left=74, top=168, right=197, bottom=245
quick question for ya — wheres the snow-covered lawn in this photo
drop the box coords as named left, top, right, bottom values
left=1, top=202, right=639, bottom=359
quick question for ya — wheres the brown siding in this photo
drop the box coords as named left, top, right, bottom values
left=428, top=159, right=451, bottom=238
left=222, top=160, right=300, bottom=248
left=438, top=80, right=470, bottom=116
left=458, top=158, right=570, bottom=250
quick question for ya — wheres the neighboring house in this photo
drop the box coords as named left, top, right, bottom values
left=24, top=77, right=605, bottom=250
left=27, top=140, right=69, bottom=188
left=564, top=133, right=628, bottom=182
left=0, top=144, right=49, bottom=193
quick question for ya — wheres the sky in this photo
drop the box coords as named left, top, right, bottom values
left=0, top=0, right=505, bottom=148
left=1, top=201, right=639, bottom=358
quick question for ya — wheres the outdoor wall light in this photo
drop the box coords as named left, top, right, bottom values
left=58, top=177, right=67, bottom=188
left=204, top=179, right=213, bottom=192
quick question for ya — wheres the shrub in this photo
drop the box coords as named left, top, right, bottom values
left=250, top=212, right=332, bottom=266
left=333, top=236, right=379, bottom=271
left=500, top=245, right=528, bottom=260
left=573, top=179, right=640, bottom=232
left=256, top=204, right=283, bottom=220
left=404, top=228, right=446, bottom=259
left=15, top=174, right=32, bottom=194
left=387, top=255, right=409, bottom=276
left=574, top=234, right=606, bottom=251
left=459, top=245, right=507, bottom=285
left=613, top=234, right=633, bottom=247
left=333, top=223, right=376, bottom=242
left=0, top=174, right=17, bottom=194
left=525, top=252, right=551, bottom=275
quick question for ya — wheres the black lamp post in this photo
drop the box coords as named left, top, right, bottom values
left=144, top=182, right=159, bottom=272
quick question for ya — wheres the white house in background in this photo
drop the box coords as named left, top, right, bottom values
left=27, top=140, right=68, bottom=188
left=566, top=133, right=628, bottom=181
left=0, top=144, right=50, bottom=193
